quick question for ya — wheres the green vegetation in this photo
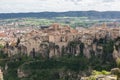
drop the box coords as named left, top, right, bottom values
left=92, top=70, right=110, bottom=75
left=87, top=70, right=111, bottom=80
left=0, top=17, right=99, bottom=28
left=0, top=35, right=119, bottom=80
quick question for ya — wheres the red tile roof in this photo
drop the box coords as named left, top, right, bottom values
left=0, top=33, right=7, bottom=37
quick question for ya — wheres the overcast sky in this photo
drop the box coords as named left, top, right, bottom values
left=0, top=0, right=120, bottom=13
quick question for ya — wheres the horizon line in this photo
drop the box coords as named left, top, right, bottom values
left=0, top=10, right=120, bottom=14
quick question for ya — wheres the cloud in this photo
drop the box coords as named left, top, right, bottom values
left=0, top=0, right=119, bottom=13
left=65, top=0, right=82, bottom=5
left=102, top=0, right=115, bottom=2
left=66, top=0, right=82, bottom=2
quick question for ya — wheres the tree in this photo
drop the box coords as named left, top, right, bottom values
left=5, top=42, right=9, bottom=48
left=32, top=48, right=36, bottom=58
left=79, top=42, right=84, bottom=56
left=16, top=38, right=20, bottom=47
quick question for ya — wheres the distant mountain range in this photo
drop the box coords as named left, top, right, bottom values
left=0, top=11, right=120, bottom=19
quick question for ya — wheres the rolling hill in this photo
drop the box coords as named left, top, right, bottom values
left=0, top=11, right=120, bottom=19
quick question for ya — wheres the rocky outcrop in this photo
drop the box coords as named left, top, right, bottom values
left=113, top=37, right=120, bottom=60
left=111, top=68, right=120, bottom=80
left=17, top=69, right=28, bottom=78
left=3, top=43, right=27, bottom=57
left=0, top=69, right=3, bottom=80
left=113, top=46, right=119, bottom=60
left=83, top=45, right=92, bottom=58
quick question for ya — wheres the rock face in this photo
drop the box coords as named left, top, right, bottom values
left=3, top=44, right=27, bottom=57
left=96, top=75, right=117, bottom=80
left=0, top=69, right=3, bottom=80
left=83, top=45, right=91, bottom=58
left=113, top=46, right=119, bottom=60
left=3, top=36, right=118, bottom=59
left=17, top=69, right=28, bottom=78
left=111, top=68, right=120, bottom=80
left=113, top=38, right=120, bottom=60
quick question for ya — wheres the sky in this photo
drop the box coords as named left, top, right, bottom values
left=0, top=0, right=120, bottom=13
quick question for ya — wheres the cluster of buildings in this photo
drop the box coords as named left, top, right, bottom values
left=0, top=22, right=119, bottom=80
left=0, top=22, right=119, bottom=58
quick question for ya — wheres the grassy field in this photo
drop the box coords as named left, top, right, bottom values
left=0, top=17, right=100, bottom=28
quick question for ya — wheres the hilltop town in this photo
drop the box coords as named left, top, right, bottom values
left=0, top=22, right=119, bottom=80
left=1, top=0, right=120, bottom=79
left=0, top=23, right=119, bottom=57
